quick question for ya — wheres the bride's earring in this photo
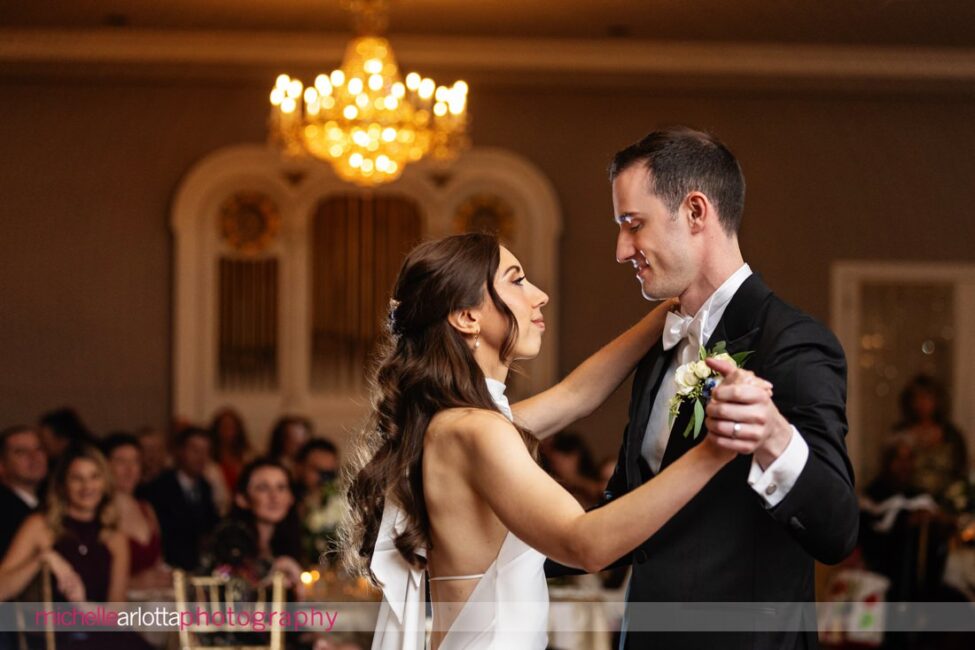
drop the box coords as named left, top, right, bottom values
left=473, top=329, right=480, bottom=349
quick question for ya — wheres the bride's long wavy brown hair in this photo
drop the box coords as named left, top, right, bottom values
left=339, top=233, right=538, bottom=584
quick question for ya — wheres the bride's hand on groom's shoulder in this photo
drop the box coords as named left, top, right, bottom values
left=702, top=359, right=792, bottom=468
left=645, top=297, right=681, bottom=331
left=655, top=297, right=680, bottom=315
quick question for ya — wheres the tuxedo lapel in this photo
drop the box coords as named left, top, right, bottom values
left=627, top=340, right=675, bottom=489
left=704, top=274, right=771, bottom=352
left=658, top=274, right=772, bottom=470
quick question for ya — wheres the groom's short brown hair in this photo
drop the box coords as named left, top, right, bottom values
left=609, top=126, right=746, bottom=235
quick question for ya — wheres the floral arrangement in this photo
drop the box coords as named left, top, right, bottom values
left=668, top=340, right=752, bottom=439
left=302, top=478, right=347, bottom=567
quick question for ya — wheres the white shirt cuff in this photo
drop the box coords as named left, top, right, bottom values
left=747, top=425, right=809, bottom=508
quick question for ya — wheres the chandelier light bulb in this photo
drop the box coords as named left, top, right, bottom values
left=364, top=58, right=383, bottom=74
left=314, top=75, right=332, bottom=94
left=418, top=78, right=435, bottom=100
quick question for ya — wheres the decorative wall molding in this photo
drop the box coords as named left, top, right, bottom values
left=831, top=261, right=975, bottom=479
left=4, top=28, right=975, bottom=85
left=171, top=144, right=562, bottom=446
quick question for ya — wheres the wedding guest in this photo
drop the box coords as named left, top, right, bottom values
left=294, top=437, right=340, bottom=502
left=294, top=438, right=344, bottom=566
left=101, top=432, right=169, bottom=589
left=0, top=425, right=48, bottom=558
left=0, top=444, right=128, bottom=603
left=204, top=458, right=304, bottom=592
left=540, top=431, right=604, bottom=507
left=169, top=418, right=230, bottom=515
left=37, top=407, right=94, bottom=469
left=859, top=437, right=936, bottom=602
left=134, top=426, right=170, bottom=484
left=267, top=416, right=313, bottom=473
left=208, top=407, right=253, bottom=495
left=139, top=427, right=219, bottom=570
left=1, top=445, right=155, bottom=650
left=859, top=437, right=974, bottom=650
left=893, top=374, right=970, bottom=502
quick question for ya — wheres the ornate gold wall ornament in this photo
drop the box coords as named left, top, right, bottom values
left=219, top=191, right=281, bottom=254
left=453, top=194, right=516, bottom=242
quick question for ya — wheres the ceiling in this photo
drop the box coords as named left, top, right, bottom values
left=3, top=0, right=975, bottom=48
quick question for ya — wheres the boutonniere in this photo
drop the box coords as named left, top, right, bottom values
left=668, top=340, right=753, bottom=439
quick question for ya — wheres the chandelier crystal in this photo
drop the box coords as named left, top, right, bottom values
left=268, top=1, right=469, bottom=186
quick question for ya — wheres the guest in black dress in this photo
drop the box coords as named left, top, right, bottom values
left=203, top=458, right=304, bottom=590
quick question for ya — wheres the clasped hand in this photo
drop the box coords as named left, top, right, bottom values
left=42, top=549, right=87, bottom=602
left=703, top=358, right=793, bottom=469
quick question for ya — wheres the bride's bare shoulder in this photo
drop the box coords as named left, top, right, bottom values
left=427, top=408, right=519, bottom=451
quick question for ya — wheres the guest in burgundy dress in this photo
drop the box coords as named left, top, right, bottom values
left=102, top=432, right=168, bottom=588
left=0, top=445, right=150, bottom=649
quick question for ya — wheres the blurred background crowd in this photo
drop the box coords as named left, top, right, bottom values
left=2, top=370, right=972, bottom=649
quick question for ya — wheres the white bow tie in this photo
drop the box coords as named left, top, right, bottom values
left=662, top=310, right=705, bottom=353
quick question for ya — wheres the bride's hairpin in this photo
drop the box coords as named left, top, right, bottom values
left=387, top=298, right=404, bottom=335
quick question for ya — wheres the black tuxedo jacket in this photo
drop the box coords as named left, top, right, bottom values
left=550, top=274, right=859, bottom=650
left=138, top=469, right=219, bottom=570
left=0, top=483, right=37, bottom=559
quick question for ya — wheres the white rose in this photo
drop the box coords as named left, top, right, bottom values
left=692, top=360, right=711, bottom=379
left=674, top=363, right=699, bottom=395
left=713, top=352, right=737, bottom=368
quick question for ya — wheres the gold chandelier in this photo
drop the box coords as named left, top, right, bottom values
left=268, top=0, right=469, bottom=186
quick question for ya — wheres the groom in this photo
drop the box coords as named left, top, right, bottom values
left=563, top=127, right=858, bottom=649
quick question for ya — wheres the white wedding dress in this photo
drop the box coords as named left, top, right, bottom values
left=370, top=379, right=549, bottom=650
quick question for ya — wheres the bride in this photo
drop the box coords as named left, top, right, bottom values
left=341, top=233, right=757, bottom=649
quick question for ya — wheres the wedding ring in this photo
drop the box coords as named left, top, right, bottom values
left=732, top=422, right=742, bottom=439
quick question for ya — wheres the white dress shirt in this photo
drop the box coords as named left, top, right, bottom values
left=641, top=264, right=808, bottom=507
left=11, top=485, right=38, bottom=509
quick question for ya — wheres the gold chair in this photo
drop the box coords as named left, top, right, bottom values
left=173, top=569, right=285, bottom=650
left=14, top=560, right=56, bottom=650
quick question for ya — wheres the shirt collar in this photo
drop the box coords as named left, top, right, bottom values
left=485, top=378, right=513, bottom=421
left=176, top=469, right=198, bottom=493
left=687, top=263, right=752, bottom=345
left=11, top=485, right=39, bottom=509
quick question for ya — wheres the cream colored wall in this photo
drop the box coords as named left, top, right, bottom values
left=2, top=75, right=974, bottom=467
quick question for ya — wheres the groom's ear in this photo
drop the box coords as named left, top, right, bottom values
left=447, top=307, right=481, bottom=336
left=684, top=192, right=711, bottom=234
